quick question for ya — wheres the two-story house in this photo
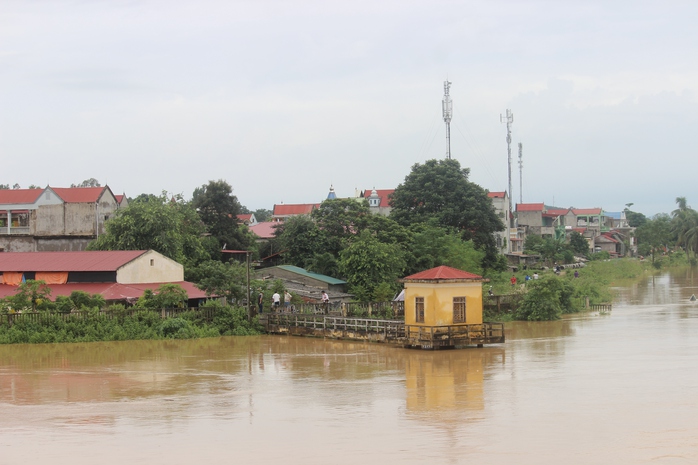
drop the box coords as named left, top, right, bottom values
left=0, top=186, right=125, bottom=252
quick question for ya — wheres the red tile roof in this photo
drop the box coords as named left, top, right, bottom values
left=363, top=189, right=395, bottom=208
left=487, top=191, right=506, bottom=198
left=0, top=281, right=208, bottom=301
left=516, top=203, right=545, bottom=212
left=0, top=250, right=147, bottom=272
left=249, top=221, right=279, bottom=239
left=273, top=203, right=319, bottom=216
left=0, top=188, right=44, bottom=205
left=403, top=265, right=483, bottom=281
left=237, top=214, right=252, bottom=222
left=52, top=187, right=106, bottom=203
left=114, top=194, right=126, bottom=205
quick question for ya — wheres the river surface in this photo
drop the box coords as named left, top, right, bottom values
left=2, top=269, right=698, bottom=464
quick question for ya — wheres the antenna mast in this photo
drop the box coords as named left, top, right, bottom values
left=500, top=109, right=514, bottom=253
left=518, top=142, right=523, bottom=204
left=442, top=81, right=452, bottom=159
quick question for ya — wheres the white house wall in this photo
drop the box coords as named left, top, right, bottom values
left=116, top=250, right=184, bottom=284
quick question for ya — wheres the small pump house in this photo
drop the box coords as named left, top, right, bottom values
left=402, top=265, right=487, bottom=326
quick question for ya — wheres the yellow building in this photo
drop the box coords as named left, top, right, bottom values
left=402, top=265, right=487, bottom=326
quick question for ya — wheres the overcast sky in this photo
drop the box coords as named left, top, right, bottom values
left=1, top=0, right=696, bottom=216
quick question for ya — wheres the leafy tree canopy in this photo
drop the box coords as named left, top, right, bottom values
left=71, top=178, right=101, bottom=188
left=88, top=192, right=209, bottom=269
left=187, top=259, right=248, bottom=304
left=568, top=231, right=590, bottom=256
left=389, top=158, right=504, bottom=270
left=635, top=213, right=672, bottom=262
left=192, top=180, right=252, bottom=255
left=338, top=230, right=406, bottom=302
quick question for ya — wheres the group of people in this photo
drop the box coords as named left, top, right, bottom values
left=257, top=289, right=330, bottom=314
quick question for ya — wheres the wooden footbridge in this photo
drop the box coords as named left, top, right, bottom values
left=259, top=313, right=505, bottom=350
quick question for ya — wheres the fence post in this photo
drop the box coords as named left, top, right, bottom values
left=585, top=296, right=590, bottom=309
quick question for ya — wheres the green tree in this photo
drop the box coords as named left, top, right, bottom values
left=192, top=180, right=252, bottom=256
left=514, top=275, right=577, bottom=321
left=636, top=214, right=673, bottom=263
left=71, top=178, right=101, bottom=188
left=137, top=284, right=188, bottom=308
left=624, top=208, right=647, bottom=228
left=187, top=259, right=248, bottom=303
left=88, top=192, right=209, bottom=269
left=311, top=198, right=371, bottom=255
left=568, top=231, right=589, bottom=256
left=11, top=280, right=52, bottom=311
left=406, top=222, right=483, bottom=275
left=338, top=230, right=406, bottom=302
left=276, top=215, right=327, bottom=269
left=389, top=159, right=504, bottom=270
left=253, top=208, right=272, bottom=222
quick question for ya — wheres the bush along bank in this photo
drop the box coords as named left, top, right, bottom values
left=0, top=301, right=262, bottom=344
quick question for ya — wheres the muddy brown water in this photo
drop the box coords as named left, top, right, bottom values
left=2, top=269, right=698, bottom=464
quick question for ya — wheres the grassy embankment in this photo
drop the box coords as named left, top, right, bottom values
left=483, top=257, right=655, bottom=321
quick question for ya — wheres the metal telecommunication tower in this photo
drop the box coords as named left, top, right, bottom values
left=518, top=142, right=523, bottom=204
left=500, top=109, right=514, bottom=252
left=442, top=81, right=452, bottom=159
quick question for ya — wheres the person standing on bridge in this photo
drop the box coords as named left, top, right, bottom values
left=272, top=291, right=281, bottom=312
left=321, top=290, right=330, bottom=314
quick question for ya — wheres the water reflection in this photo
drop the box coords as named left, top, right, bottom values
left=3, top=270, right=698, bottom=464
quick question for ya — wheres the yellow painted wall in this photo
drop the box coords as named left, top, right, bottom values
left=404, top=281, right=483, bottom=326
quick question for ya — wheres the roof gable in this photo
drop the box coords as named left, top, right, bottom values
left=403, top=265, right=483, bottom=281
left=249, top=221, right=279, bottom=239
left=51, top=186, right=110, bottom=203
left=487, top=191, right=507, bottom=199
left=572, top=208, right=603, bottom=216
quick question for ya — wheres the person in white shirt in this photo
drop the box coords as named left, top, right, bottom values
left=272, top=292, right=281, bottom=312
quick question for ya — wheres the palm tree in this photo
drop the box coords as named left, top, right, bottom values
left=671, top=197, right=695, bottom=258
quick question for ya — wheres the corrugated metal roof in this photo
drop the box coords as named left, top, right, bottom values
left=52, top=187, right=105, bottom=203
left=274, top=265, right=347, bottom=285
left=403, top=265, right=483, bottom=281
left=516, top=203, right=545, bottom=212
left=0, top=281, right=208, bottom=301
left=0, top=188, right=44, bottom=205
left=0, top=250, right=147, bottom=272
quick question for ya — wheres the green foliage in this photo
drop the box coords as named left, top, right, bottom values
left=635, top=213, right=672, bottom=263
left=0, top=303, right=261, bottom=344
left=276, top=215, right=327, bottom=269
left=589, top=251, right=611, bottom=261
left=568, top=231, right=589, bottom=256
left=88, top=192, right=209, bottom=269
left=338, top=230, right=406, bottom=302
left=312, top=198, right=371, bottom=255
left=187, top=259, right=248, bottom=303
left=9, top=280, right=52, bottom=312
left=514, top=275, right=578, bottom=321
left=406, top=222, right=484, bottom=275
left=136, top=284, right=188, bottom=309
left=192, top=179, right=253, bottom=254
left=389, top=159, right=504, bottom=270
left=371, top=282, right=396, bottom=302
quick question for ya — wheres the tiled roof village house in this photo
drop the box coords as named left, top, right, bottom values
left=0, top=186, right=126, bottom=253
left=0, top=250, right=210, bottom=306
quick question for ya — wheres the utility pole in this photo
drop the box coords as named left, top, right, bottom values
left=442, top=81, right=452, bottom=159
left=518, top=142, right=523, bottom=205
left=500, top=109, right=513, bottom=252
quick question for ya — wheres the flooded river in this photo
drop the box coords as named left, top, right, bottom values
left=2, top=270, right=698, bottom=464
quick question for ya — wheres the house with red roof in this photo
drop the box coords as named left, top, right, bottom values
left=271, top=203, right=320, bottom=222
left=363, top=188, right=395, bottom=216
left=0, top=186, right=125, bottom=253
left=401, top=265, right=488, bottom=327
left=0, top=250, right=209, bottom=306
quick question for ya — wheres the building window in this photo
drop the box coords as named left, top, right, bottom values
left=415, top=297, right=424, bottom=323
left=453, top=297, right=466, bottom=323
left=150, top=259, right=154, bottom=266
